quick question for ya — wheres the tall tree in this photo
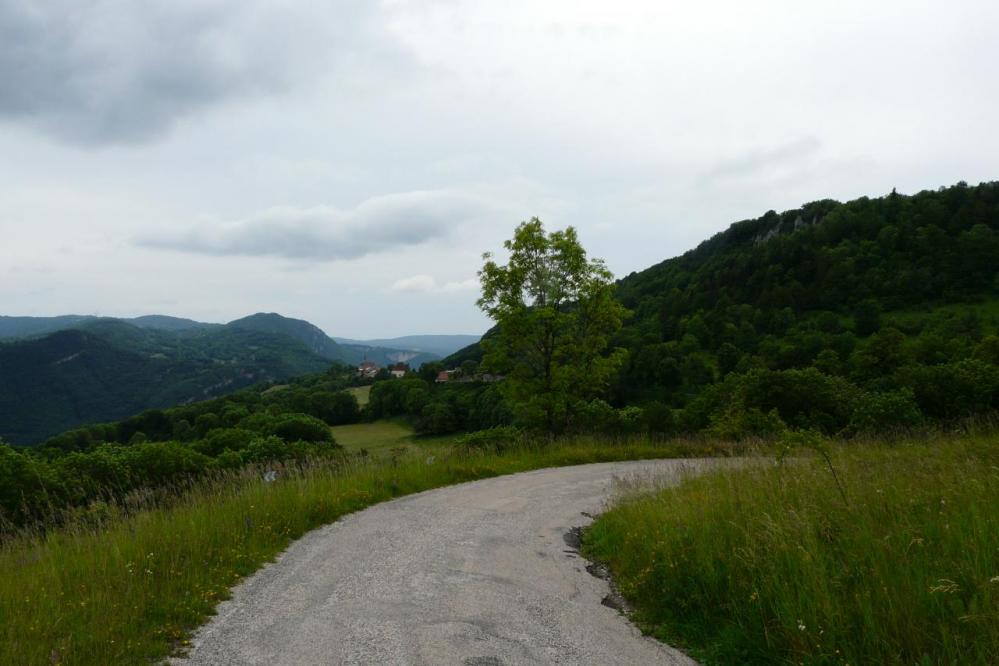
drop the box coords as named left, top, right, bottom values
left=477, top=218, right=627, bottom=433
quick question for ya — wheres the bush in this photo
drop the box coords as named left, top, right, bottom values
left=0, top=445, right=62, bottom=526
left=642, top=402, right=676, bottom=434
left=849, top=389, right=923, bottom=433
left=195, top=428, right=257, bottom=456
left=120, top=442, right=212, bottom=488
left=304, top=391, right=359, bottom=425
left=577, top=399, right=617, bottom=433
left=707, top=406, right=787, bottom=440
left=902, top=359, right=999, bottom=419
left=417, top=402, right=458, bottom=435
left=269, top=414, right=336, bottom=445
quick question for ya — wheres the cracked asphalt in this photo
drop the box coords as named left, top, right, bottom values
left=176, top=460, right=703, bottom=665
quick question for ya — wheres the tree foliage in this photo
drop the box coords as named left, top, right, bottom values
left=477, top=218, right=628, bottom=432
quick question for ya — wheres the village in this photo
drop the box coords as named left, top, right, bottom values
left=355, top=359, right=499, bottom=383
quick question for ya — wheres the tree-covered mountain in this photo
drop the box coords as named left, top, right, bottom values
left=0, top=323, right=334, bottom=445
left=449, top=181, right=999, bottom=433
left=0, top=312, right=448, bottom=444
left=226, top=313, right=344, bottom=359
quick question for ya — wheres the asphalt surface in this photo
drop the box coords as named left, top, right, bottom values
left=177, top=460, right=703, bottom=666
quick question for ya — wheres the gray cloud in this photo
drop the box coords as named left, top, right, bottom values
left=137, top=190, right=494, bottom=261
left=0, top=1, right=381, bottom=144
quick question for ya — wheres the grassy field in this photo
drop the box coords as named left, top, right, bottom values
left=346, top=384, right=371, bottom=406
left=584, top=430, right=999, bottom=664
left=330, top=419, right=443, bottom=457
left=0, top=435, right=729, bottom=665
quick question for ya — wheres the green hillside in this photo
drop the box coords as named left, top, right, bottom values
left=608, top=182, right=999, bottom=428
left=0, top=322, right=333, bottom=445
left=446, top=182, right=999, bottom=434
left=0, top=313, right=449, bottom=444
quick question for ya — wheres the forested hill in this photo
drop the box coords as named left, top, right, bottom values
left=0, top=313, right=440, bottom=444
left=0, top=324, right=333, bottom=445
left=615, top=181, right=998, bottom=332
left=609, top=181, right=999, bottom=426
left=446, top=181, right=999, bottom=433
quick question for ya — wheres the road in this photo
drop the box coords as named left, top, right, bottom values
left=178, top=460, right=703, bottom=666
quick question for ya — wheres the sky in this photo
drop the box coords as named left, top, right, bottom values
left=1, top=1, right=997, bottom=338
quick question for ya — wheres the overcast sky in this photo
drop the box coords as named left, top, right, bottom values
left=1, top=0, right=997, bottom=338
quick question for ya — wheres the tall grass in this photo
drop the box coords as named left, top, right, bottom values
left=584, top=431, right=999, bottom=664
left=0, top=436, right=729, bottom=665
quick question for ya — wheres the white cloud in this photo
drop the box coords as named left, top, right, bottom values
left=389, top=275, right=479, bottom=294
left=136, top=189, right=497, bottom=261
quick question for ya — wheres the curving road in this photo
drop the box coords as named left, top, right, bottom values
left=177, top=460, right=703, bottom=666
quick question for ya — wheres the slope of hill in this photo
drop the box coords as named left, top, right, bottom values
left=448, top=181, right=999, bottom=432
left=226, top=313, right=344, bottom=359
left=0, top=311, right=451, bottom=444
left=0, top=321, right=334, bottom=445
left=333, top=334, right=480, bottom=358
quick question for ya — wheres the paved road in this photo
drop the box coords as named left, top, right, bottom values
left=178, top=460, right=703, bottom=666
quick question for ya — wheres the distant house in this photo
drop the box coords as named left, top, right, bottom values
left=436, top=369, right=457, bottom=383
left=357, top=360, right=379, bottom=378
left=389, top=362, right=410, bottom=378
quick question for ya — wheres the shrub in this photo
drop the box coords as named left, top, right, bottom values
left=902, top=358, right=999, bottom=418
left=195, top=428, right=257, bottom=456
left=417, top=402, right=458, bottom=435
left=616, top=406, right=644, bottom=434
left=0, top=445, right=62, bottom=527
left=577, top=399, right=617, bottom=433
left=120, top=442, right=211, bottom=488
left=269, top=414, right=336, bottom=444
left=641, top=402, right=676, bottom=434
left=849, top=389, right=923, bottom=433
left=707, top=407, right=787, bottom=440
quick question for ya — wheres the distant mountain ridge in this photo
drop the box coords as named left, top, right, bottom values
left=0, top=313, right=441, bottom=367
left=0, top=314, right=214, bottom=339
left=0, top=312, right=443, bottom=444
left=333, top=334, right=480, bottom=358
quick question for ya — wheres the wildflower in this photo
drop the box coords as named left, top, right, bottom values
left=749, top=591, right=758, bottom=602
left=797, top=620, right=806, bottom=631
left=989, top=576, right=999, bottom=584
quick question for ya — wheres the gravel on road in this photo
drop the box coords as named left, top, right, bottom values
left=177, top=460, right=705, bottom=666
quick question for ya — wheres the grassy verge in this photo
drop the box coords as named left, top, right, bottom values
left=0, top=435, right=731, bottom=665
left=583, top=431, right=999, bottom=664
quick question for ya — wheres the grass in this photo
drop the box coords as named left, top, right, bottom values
left=583, top=430, right=999, bottom=664
left=330, top=419, right=466, bottom=458
left=346, top=385, right=371, bottom=406
left=0, top=434, right=730, bottom=665
left=330, top=420, right=419, bottom=455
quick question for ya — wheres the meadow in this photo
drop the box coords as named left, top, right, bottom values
left=584, top=428, right=999, bottom=664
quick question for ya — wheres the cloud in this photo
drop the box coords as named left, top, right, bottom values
left=389, top=275, right=479, bottom=294
left=704, top=137, right=823, bottom=180
left=137, top=189, right=494, bottom=261
left=0, top=1, right=387, bottom=144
